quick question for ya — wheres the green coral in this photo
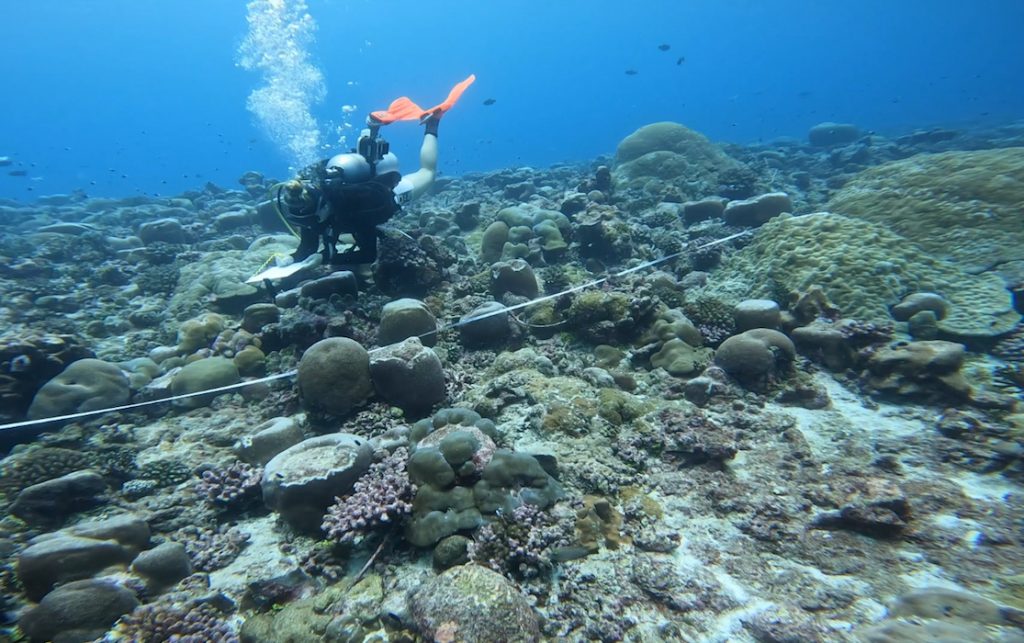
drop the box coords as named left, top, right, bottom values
left=567, top=291, right=629, bottom=326
left=650, top=339, right=713, bottom=376
left=712, top=213, right=1020, bottom=340
left=597, top=388, right=653, bottom=425
left=405, top=409, right=561, bottom=548
left=827, top=148, right=1024, bottom=275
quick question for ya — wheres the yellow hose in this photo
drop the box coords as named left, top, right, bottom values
left=267, top=182, right=301, bottom=239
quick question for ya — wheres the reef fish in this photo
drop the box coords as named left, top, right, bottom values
left=625, top=69, right=639, bottom=76
left=483, top=98, right=496, bottom=106
left=658, top=43, right=671, bottom=51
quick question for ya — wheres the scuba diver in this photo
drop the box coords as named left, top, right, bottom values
left=278, top=75, right=475, bottom=265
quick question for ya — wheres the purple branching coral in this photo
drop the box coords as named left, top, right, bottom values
left=111, top=600, right=239, bottom=643
left=468, top=503, right=573, bottom=580
left=172, top=525, right=250, bottom=572
left=195, top=461, right=263, bottom=511
left=321, top=447, right=415, bottom=544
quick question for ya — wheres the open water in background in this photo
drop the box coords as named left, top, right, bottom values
left=1, top=0, right=1022, bottom=200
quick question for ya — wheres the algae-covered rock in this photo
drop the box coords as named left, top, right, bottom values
left=711, top=213, right=1020, bottom=341
left=240, top=579, right=384, bottom=643
left=297, top=337, right=374, bottom=417
left=369, top=337, right=446, bottom=415
left=858, top=586, right=1021, bottom=643
left=827, top=148, right=1024, bottom=277
left=170, top=356, right=240, bottom=409
left=409, top=565, right=541, bottom=643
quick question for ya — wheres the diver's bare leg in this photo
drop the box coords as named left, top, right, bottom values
left=402, top=117, right=440, bottom=201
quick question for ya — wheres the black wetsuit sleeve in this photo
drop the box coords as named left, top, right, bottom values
left=292, top=225, right=321, bottom=261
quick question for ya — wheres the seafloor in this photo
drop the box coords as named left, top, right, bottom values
left=1, top=120, right=1024, bottom=643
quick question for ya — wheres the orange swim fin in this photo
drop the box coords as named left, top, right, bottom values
left=370, top=97, right=426, bottom=124
left=370, top=74, right=476, bottom=124
left=424, top=74, right=476, bottom=117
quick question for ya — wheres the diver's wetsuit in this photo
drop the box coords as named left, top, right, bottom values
left=291, top=176, right=401, bottom=265
left=289, top=117, right=439, bottom=266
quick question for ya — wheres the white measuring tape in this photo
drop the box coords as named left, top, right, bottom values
left=0, top=230, right=751, bottom=434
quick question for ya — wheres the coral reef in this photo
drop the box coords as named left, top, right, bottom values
left=111, top=600, right=239, bottom=643
left=195, top=461, right=263, bottom=511
left=322, top=447, right=415, bottom=543
left=828, top=147, right=1024, bottom=276
left=1, top=118, right=1024, bottom=643
left=468, top=503, right=573, bottom=579
left=710, top=212, right=1020, bottom=340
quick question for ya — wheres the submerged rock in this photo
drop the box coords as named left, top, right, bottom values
left=369, top=337, right=446, bottom=415
left=18, top=578, right=139, bottom=643
left=714, top=329, right=795, bottom=386
left=261, top=433, right=373, bottom=532
left=10, top=470, right=107, bottom=528
left=17, top=534, right=133, bottom=601
left=864, top=340, right=971, bottom=402
left=297, top=338, right=374, bottom=417
left=409, top=565, right=541, bottom=643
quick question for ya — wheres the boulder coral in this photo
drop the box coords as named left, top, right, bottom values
left=827, top=148, right=1024, bottom=278
left=297, top=337, right=374, bottom=417
left=27, top=358, right=130, bottom=420
left=711, top=213, right=1020, bottom=342
left=613, top=121, right=745, bottom=198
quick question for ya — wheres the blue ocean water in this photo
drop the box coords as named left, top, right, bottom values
left=1, top=0, right=1022, bottom=201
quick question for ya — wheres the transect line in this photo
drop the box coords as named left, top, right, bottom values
left=0, top=229, right=752, bottom=432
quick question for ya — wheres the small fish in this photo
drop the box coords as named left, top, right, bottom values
left=625, top=69, right=639, bottom=76
left=658, top=43, right=670, bottom=51
left=8, top=170, right=27, bottom=177
left=483, top=98, right=496, bottom=106
left=676, top=56, right=686, bottom=65
left=0, top=156, right=12, bottom=166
